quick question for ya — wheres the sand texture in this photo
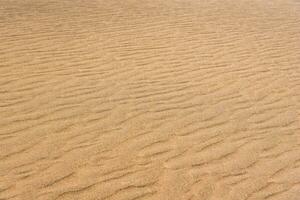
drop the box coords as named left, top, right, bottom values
left=1, top=0, right=300, bottom=199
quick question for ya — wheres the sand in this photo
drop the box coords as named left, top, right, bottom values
left=0, top=0, right=300, bottom=199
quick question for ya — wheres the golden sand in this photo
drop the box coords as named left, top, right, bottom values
left=0, top=0, right=300, bottom=199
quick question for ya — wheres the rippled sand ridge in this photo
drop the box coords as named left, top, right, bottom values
left=1, top=0, right=300, bottom=199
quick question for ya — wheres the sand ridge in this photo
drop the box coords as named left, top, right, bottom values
left=0, top=0, right=300, bottom=199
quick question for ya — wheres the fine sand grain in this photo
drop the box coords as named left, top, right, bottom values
left=1, top=0, right=300, bottom=199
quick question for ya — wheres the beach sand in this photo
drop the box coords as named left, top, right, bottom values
left=0, top=0, right=300, bottom=199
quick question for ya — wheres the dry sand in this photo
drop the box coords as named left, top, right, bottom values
left=1, top=0, right=300, bottom=199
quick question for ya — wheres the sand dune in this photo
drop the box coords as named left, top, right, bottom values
left=1, top=0, right=300, bottom=199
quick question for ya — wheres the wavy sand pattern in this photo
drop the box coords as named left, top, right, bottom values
left=1, top=0, right=300, bottom=199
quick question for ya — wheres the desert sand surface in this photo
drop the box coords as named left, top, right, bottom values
left=1, top=0, right=300, bottom=199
